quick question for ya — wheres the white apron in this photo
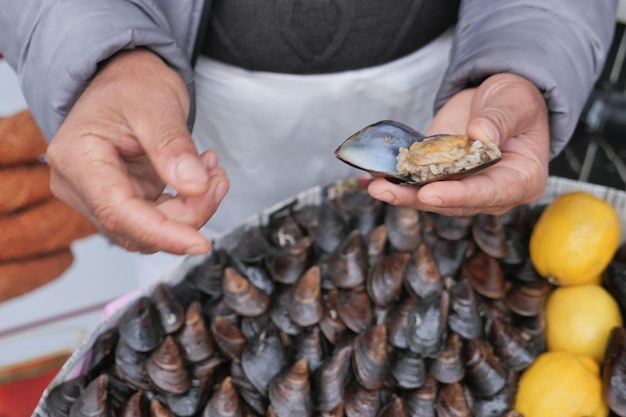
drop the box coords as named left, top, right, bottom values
left=135, top=29, right=454, bottom=285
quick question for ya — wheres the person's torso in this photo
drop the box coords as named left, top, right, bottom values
left=201, top=0, right=459, bottom=73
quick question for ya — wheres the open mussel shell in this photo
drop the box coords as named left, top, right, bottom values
left=335, top=120, right=501, bottom=185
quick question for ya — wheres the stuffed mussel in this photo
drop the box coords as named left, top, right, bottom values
left=335, top=120, right=502, bottom=185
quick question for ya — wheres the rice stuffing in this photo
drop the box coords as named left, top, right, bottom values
left=396, top=137, right=501, bottom=183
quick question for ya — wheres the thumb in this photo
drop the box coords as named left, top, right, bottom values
left=142, top=122, right=211, bottom=196
left=466, top=73, right=547, bottom=148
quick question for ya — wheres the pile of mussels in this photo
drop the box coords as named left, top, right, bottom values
left=43, top=188, right=588, bottom=417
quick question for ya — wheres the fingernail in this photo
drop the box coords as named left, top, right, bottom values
left=214, top=180, right=229, bottom=202
left=476, top=120, right=500, bottom=144
left=186, top=241, right=211, bottom=255
left=374, top=190, right=396, bottom=204
left=176, top=156, right=209, bottom=185
left=205, top=151, right=219, bottom=169
left=421, top=194, right=444, bottom=207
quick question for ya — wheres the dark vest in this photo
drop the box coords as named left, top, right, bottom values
left=201, top=0, right=459, bottom=74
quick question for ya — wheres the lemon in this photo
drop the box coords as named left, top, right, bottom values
left=529, top=191, right=620, bottom=286
left=514, top=351, right=608, bottom=417
left=545, top=284, right=623, bottom=363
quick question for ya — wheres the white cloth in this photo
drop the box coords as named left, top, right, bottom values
left=135, top=29, right=454, bottom=286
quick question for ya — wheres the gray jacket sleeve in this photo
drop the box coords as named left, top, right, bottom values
left=0, top=0, right=206, bottom=141
left=435, top=0, right=618, bottom=158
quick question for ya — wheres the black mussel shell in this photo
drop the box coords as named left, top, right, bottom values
left=406, top=291, right=449, bottom=358
left=352, top=324, right=388, bottom=390
left=344, top=381, right=381, bottom=417
left=604, top=260, right=626, bottom=317
left=462, top=251, right=507, bottom=299
left=385, top=296, right=417, bottom=349
left=222, top=267, right=270, bottom=317
left=69, top=374, right=111, bottom=417
left=202, top=377, right=243, bottom=417
left=463, top=338, right=507, bottom=398
left=487, top=317, right=536, bottom=372
left=447, top=278, right=483, bottom=340
left=377, top=395, right=407, bottom=417
left=293, top=326, right=326, bottom=372
left=230, top=361, right=268, bottom=415
left=150, top=399, right=175, bottom=417
left=118, top=296, right=164, bottom=353
left=267, top=214, right=307, bottom=249
left=120, top=391, right=148, bottom=417
left=505, top=279, right=551, bottom=317
left=385, top=205, right=423, bottom=252
left=176, top=301, right=214, bottom=363
left=472, top=368, right=518, bottom=417
left=231, top=227, right=273, bottom=264
left=269, top=284, right=302, bottom=336
left=603, top=326, right=626, bottom=416
left=319, top=289, right=348, bottom=345
left=335, top=188, right=385, bottom=236
left=114, top=338, right=153, bottom=391
left=435, top=214, right=472, bottom=241
left=328, top=229, right=369, bottom=289
left=312, top=338, right=354, bottom=412
left=186, top=248, right=230, bottom=297
left=241, top=327, right=288, bottom=397
left=288, top=265, right=323, bottom=327
left=310, top=200, right=350, bottom=254
left=240, top=312, right=272, bottom=342
left=85, top=329, right=118, bottom=375
left=268, top=358, right=312, bottom=417
left=367, top=252, right=410, bottom=308
left=46, top=375, right=89, bottom=417
left=165, top=378, right=212, bottom=417
left=405, top=243, right=443, bottom=300
left=365, top=224, right=389, bottom=267
left=435, top=382, right=473, bottom=417
left=210, top=316, right=246, bottom=362
left=152, top=283, right=185, bottom=335
left=335, top=120, right=423, bottom=183
left=430, top=332, right=465, bottom=384
left=388, top=348, right=426, bottom=389
left=471, top=213, right=508, bottom=259
left=404, top=374, right=438, bottom=417
left=431, top=237, right=471, bottom=279
left=268, top=236, right=312, bottom=285
left=146, top=336, right=191, bottom=394
left=337, top=285, right=375, bottom=333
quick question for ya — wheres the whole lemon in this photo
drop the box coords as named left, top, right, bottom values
left=514, top=351, right=608, bottom=417
left=545, top=284, right=623, bottom=363
left=529, top=191, right=620, bottom=286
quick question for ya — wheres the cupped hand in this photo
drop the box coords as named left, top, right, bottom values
left=47, top=49, right=229, bottom=254
left=368, top=73, right=550, bottom=216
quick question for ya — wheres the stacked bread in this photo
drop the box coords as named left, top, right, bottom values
left=0, top=110, right=97, bottom=302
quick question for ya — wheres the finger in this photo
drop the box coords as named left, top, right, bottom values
left=466, top=74, right=548, bottom=148
left=107, top=198, right=213, bottom=254
left=51, top=137, right=212, bottom=254
left=154, top=165, right=229, bottom=229
left=368, top=149, right=546, bottom=217
left=425, top=89, right=475, bottom=136
left=136, top=119, right=211, bottom=197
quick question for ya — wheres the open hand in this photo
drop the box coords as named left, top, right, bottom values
left=368, top=73, right=550, bottom=216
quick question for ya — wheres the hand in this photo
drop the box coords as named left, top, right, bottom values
left=368, top=73, right=550, bottom=216
left=46, top=49, right=229, bottom=254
